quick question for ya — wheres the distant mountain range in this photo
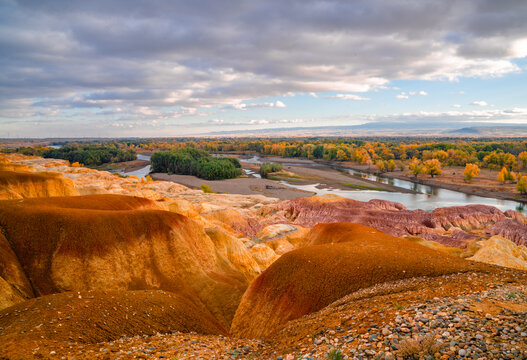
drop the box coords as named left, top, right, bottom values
left=208, top=122, right=527, bottom=137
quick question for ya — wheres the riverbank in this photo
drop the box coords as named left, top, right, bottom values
left=94, top=159, right=149, bottom=173
left=237, top=155, right=417, bottom=194
left=332, top=161, right=527, bottom=204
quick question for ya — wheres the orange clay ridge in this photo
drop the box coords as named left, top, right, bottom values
left=0, top=170, right=78, bottom=199
left=0, top=194, right=249, bottom=330
left=231, top=223, right=489, bottom=339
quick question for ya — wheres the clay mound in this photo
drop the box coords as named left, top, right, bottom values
left=0, top=290, right=227, bottom=353
left=304, top=222, right=395, bottom=246
left=0, top=170, right=77, bottom=199
left=231, top=223, right=486, bottom=339
left=0, top=194, right=249, bottom=328
left=468, top=236, right=527, bottom=270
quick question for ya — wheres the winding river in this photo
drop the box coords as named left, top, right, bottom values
left=244, top=156, right=525, bottom=213
left=113, top=154, right=152, bottom=178
left=118, top=154, right=525, bottom=212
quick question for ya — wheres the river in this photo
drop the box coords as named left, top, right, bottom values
left=113, top=154, right=152, bottom=178
left=242, top=156, right=525, bottom=213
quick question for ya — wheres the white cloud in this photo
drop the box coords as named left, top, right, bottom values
left=327, top=94, right=371, bottom=101
left=398, top=91, right=427, bottom=99
left=453, top=104, right=462, bottom=108
left=471, top=101, right=488, bottom=107
left=227, top=100, right=287, bottom=110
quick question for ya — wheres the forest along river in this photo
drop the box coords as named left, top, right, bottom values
left=242, top=156, right=525, bottom=213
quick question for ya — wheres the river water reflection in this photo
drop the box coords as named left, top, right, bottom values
left=243, top=156, right=525, bottom=212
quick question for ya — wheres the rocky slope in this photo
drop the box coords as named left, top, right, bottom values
left=231, top=223, right=486, bottom=339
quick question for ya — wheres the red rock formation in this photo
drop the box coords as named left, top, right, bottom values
left=486, top=219, right=527, bottom=246
left=258, top=195, right=524, bottom=247
left=231, top=223, right=485, bottom=339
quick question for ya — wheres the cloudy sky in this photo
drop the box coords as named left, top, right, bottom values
left=1, top=0, right=527, bottom=137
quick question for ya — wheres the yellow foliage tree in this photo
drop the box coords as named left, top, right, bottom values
left=386, top=159, right=396, bottom=172
left=519, top=151, right=527, bottom=169
left=424, top=159, right=442, bottom=178
left=336, top=149, right=347, bottom=161
left=463, top=163, right=480, bottom=182
left=408, top=157, right=424, bottom=177
left=375, top=160, right=386, bottom=172
left=498, top=167, right=516, bottom=183
left=498, top=167, right=506, bottom=183
left=518, top=175, right=527, bottom=195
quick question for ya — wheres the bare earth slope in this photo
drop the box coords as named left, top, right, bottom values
left=0, top=194, right=249, bottom=328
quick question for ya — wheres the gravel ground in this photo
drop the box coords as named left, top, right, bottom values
left=14, top=275, right=525, bottom=360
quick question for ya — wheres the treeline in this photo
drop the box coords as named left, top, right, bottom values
left=151, top=148, right=241, bottom=180
left=42, top=145, right=136, bottom=166
left=117, top=137, right=527, bottom=171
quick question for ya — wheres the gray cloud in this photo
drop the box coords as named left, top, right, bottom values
left=1, top=0, right=527, bottom=135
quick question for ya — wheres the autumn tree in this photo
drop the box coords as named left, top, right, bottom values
left=517, top=175, right=527, bottom=195
left=376, top=160, right=386, bottom=173
left=336, top=149, right=348, bottom=161
left=463, top=163, right=480, bottom=182
left=408, top=158, right=424, bottom=178
left=518, top=151, right=527, bottom=169
left=498, top=167, right=516, bottom=183
left=424, top=159, right=442, bottom=178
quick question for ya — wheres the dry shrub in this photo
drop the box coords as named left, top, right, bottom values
left=396, top=334, right=442, bottom=359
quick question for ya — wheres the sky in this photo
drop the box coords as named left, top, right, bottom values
left=1, top=0, right=527, bottom=137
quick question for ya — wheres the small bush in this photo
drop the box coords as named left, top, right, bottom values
left=396, top=334, right=442, bottom=359
left=259, top=163, right=283, bottom=178
left=327, top=348, right=344, bottom=360
left=200, top=184, right=217, bottom=193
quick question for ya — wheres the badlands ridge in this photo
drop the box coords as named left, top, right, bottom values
left=0, top=153, right=526, bottom=359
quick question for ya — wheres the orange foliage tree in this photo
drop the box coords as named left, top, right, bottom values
left=463, top=163, right=480, bottom=182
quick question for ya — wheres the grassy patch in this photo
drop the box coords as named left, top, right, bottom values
left=327, top=348, right=344, bottom=360
left=342, top=183, right=389, bottom=191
